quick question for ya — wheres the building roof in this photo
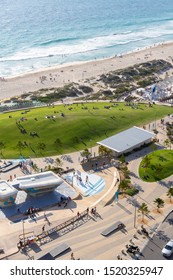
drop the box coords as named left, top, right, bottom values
left=0, top=180, right=18, bottom=199
left=13, top=171, right=63, bottom=190
left=97, top=126, right=155, bottom=153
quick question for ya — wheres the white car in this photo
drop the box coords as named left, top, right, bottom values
left=162, top=239, right=173, bottom=257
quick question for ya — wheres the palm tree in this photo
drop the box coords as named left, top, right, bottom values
left=164, top=139, right=171, bottom=150
left=32, top=163, right=39, bottom=172
left=119, top=154, right=126, bottom=164
left=80, top=148, right=91, bottom=161
left=138, top=203, right=150, bottom=222
left=98, top=145, right=111, bottom=157
left=166, top=188, right=173, bottom=202
left=118, top=179, right=129, bottom=195
left=122, top=165, right=130, bottom=179
left=153, top=198, right=164, bottom=212
left=55, top=157, right=62, bottom=168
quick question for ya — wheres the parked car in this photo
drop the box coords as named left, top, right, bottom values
left=162, top=239, right=173, bottom=257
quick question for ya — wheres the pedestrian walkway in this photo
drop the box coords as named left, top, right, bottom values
left=0, top=115, right=172, bottom=260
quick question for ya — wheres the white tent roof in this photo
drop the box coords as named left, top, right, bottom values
left=0, top=180, right=18, bottom=199
left=13, top=171, right=63, bottom=190
left=97, top=126, right=155, bottom=153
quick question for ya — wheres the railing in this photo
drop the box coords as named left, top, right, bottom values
left=37, top=209, right=88, bottom=240
left=19, top=231, right=34, bottom=241
left=18, top=209, right=89, bottom=248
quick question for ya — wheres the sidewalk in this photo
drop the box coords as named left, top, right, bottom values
left=0, top=115, right=172, bottom=259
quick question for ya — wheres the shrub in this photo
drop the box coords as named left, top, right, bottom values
left=126, top=188, right=139, bottom=196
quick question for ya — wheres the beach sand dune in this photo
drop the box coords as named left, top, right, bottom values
left=0, top=42, right=173, bottom=101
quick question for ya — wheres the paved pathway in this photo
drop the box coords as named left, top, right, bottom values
left=0, top=115, right=172, bottom=260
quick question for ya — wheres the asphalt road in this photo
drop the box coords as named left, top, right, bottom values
left=140, top=211, right=173, bottom=260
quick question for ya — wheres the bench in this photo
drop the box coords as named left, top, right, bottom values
left=38, top=243, right=70, bottom=260
left=0, top=162, right=12, bottom=170
left=38, top=253, right=54, bottom=260
left=50, top=243, right=70, bottom=258
left=101, top=221, right=125, bottom=236
left=1, top=162, right=19, bottom=173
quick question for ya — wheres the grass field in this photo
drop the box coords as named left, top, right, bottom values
left=0, top=102, right=172, bottom=158
left=139, top=150, right=173, bottom=182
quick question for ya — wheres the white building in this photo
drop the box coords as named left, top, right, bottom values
left=97, top=126, right=155, bottom=157
left=12, top=171, right=63, bottom=197
left=0, top=180, right=18, bottom=207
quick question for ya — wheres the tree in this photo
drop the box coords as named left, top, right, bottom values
left=166, top=188, right=173, bottom=202
left=80, top=148, right=91, bottom=161
left=119, top=154, right=126, bottom=164
left=164, top=139, right=171, bottom=150
left=32, top=163, right=39, bottom=172
left=98, top=145, right=111, bottom=157
left=55, top=157, right=62, bottom=168
left=118, top=179, right=129, bottom=195
left=138, top=202, right=150, bottom=222
left=153, top=198, right=164, bottom=212
left=121, top=165, right=130, bottom=179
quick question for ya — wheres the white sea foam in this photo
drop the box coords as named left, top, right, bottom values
left=1, top=0, right=173, bottom=78
left=1, top=20, right=173, bottom=65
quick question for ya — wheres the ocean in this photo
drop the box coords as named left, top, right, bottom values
left=0, top=0, right=173, bottom=77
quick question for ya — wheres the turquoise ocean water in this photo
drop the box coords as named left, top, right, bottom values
left=0, top=0, right=173, bottom=77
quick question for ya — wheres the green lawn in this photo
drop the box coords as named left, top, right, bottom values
left=0, top=102, right=172, bottom=158
left=139, top=150, right=173, bottom=182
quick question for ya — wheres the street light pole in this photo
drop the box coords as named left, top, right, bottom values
left=134, top=205, right=137, bottom=228
left=22, top=220, right=25, bottom=245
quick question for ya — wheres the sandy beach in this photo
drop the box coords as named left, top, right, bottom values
left=1, top=41, right=173, bottom=101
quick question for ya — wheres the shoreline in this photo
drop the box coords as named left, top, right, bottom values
left=3, top=40, right=173, bottom=81
left=1, top=40, right=173, bottom=101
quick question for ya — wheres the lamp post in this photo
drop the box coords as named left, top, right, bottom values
left=22, top=220, right=25, bottom=245
left=134, top=205, right=137, bottom=228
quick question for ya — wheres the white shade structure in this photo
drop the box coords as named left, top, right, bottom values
left=12, top=171, right=63, bottom=197
left=0, top=180, right=18, bottom=207
left=97, top=126, right=155, bottom=156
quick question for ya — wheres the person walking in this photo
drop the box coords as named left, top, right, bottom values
left=42, top=225, right=45, bottom=232
left=71, top=252, right=75, bottom=260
